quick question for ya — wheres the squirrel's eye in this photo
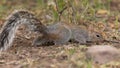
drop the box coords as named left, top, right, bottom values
left=96, top=34, right=100, bottom=37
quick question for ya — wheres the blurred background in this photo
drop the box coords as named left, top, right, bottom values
left=0, top=0, right=119, bottom=23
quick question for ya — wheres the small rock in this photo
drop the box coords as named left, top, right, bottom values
left=86, top=45, right=120, bottom=64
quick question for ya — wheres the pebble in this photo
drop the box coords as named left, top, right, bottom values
left=86, top=45, right=120, bottom=64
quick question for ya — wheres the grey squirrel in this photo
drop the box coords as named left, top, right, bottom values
left=33, top=22, right=104, bottom=46
left=0, top=10, right=46, bottom=51
left=0, top=10, right=109, bottom=51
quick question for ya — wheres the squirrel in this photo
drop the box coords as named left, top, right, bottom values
left=0, top=10, right=119, bottom=51
left=0, top=10, right=47, bottom=51
left=32, top=22, right=104, bottom=46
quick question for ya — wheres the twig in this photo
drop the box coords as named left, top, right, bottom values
left=54, top=0, right=68, bottom=21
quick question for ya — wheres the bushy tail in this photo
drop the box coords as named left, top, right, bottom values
left=0, top=14, right=18, bottom=51
left=0, top=9, right=48, bottom=51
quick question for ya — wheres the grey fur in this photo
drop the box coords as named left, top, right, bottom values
left=33, top=23, right=72, bottom=45
left=47, top=23, right=72, bottom=45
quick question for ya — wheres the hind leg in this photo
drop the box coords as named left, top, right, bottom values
left=54, top=29, right=71, bottom=45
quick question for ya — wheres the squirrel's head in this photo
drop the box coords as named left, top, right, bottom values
left=88, top=32, right=104, bottom=43
left=7, top=9, right=44, bottom=32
